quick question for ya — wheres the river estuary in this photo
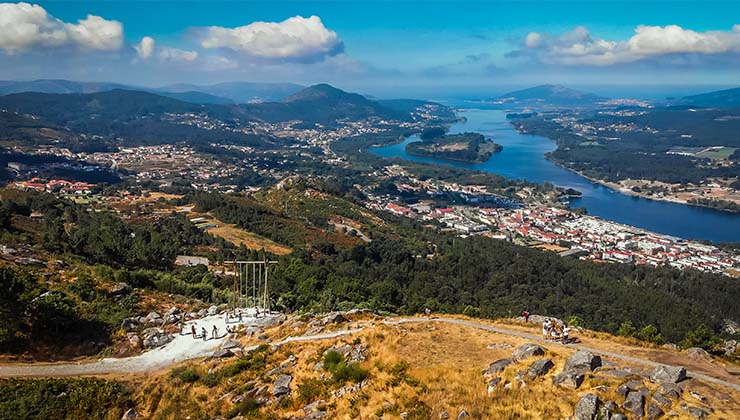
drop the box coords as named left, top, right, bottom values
left=370, top=108, right=740, bottom=242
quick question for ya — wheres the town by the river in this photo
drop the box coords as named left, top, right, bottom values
left=371, top=107, right=740, bottom=243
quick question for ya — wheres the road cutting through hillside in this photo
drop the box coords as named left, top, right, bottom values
left=1, top=315, right=738, bottom=394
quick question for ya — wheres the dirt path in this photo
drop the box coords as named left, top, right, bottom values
left=386, top=317, right=740, bottom=392
left=2, top=315, right=739, bottom=394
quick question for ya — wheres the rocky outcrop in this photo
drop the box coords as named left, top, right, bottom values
left=686, top=347, right=710, bottom=361
left=564, top=351, right=602, bottom=372
left=121, top=408, right=141, bottom=420
left=650, top=365, right=686, bottom=384
left=573, top=393, right=601, bottom=420
left=483, top=358, right=514, bottom=376
left=456, top=409, right=469, bottom=420
left=523, top=358, right=554, bottom=379
left=622, top=392, right=645, bottom=418
left=683, top=405, right=710, bottom=419
left=141, top=327, right=173, bottom=349
left=272, top=374, right=293, bottom=397
left=121, top=317, right=140, bottom=332
left=512, top=343, right=545, bottom=361
left=552, top=370, right=584, bottom=389
left=647, top=402, right=664, bottom=420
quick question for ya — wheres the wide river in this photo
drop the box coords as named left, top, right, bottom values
left=371, top=108, right=740, bottom=242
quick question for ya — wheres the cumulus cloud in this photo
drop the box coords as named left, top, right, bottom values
left=199, top=15, right=342, bottom=60
left=0, top=2, right=123, bottom=54
left=159, top=47, right=198, bottom=62
left=135, top=36, right=155, bottom=59
left=517, top=24, right=740, bottom=65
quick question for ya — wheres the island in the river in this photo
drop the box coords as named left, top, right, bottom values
left=406, top=128, right=502, bottom=163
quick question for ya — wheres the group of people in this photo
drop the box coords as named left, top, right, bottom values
left=189, top=324, right=222, bottom=341
left=542, top=319, right=572, bottom=343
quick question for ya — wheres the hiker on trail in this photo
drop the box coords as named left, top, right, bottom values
left=201, top=327, right=207, bottom=341
left=522, top=310, right=530, bottom=323
left=212, top=325, right=218, bottom=339
left=542, top=320, right=550, bottom=339
left=562, top=324, right=571, bottom=343
left=238, top=312, right=243, bottom=322
left=191, top=325, right=196, bottom=338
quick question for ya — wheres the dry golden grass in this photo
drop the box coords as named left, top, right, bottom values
left=119, top=315, right=740, bottom=420
left=206, top=222, right=292, bottom=255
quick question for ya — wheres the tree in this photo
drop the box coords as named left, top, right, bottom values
left=30, top=293, right=80, bottom=335
left=617, top=321, right=637, bottom=338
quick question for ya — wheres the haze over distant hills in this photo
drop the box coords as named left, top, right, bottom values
left=495, top=84, right=608, bottom=108
left=679, top=86, right=740, bottom=108
left=0, top=79, right=304, bottom=105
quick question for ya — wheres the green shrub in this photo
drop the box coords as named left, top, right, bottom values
left=226, top=397, right=259, bottom=417
left=297, top=378, right=328, bottom=404
left=178, top=369, right=200, bottom=383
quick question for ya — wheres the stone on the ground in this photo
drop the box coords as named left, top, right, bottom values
left=722, top=339, right=738, bottom=356
left=197, top=308, right=208, bottom=317
left=456, top=409, right=469, bottom=420
left=524, top=358, right=554, bottom=379
left=487, top=377, right=502, bottom=394
left=686, top=347, right=710, bottom=361
left=658, top=383, right=683, bottom=399
left=647, top=402, right=665, bottom=420
left=512, top=343, right=545, bottom=361
left=109, top=282, right=130, bottom=296
left=272, top=374, right=292, bottom=397
left=573, top=393, right=601, bottom=420
left=321, top=312, right=348, bottom=325
left=212, top=349, right=234, bottom=358
left=126, top=332, right=141, bottom=349
left=564, top=350, right=602, bottom=372
left=121, top=408, right=141, bottom=420
left=141, top=328, right=173, bottom=349
left=439, top=410, right=450, bottom=419
left=483, top=358, right=514, bottom=376
left=683, top=406, right=710, bottom=419
left=652, top=392, right=672, bottom=408
left=622, top=392, right=645, bottom=418
left=207, top=305, right=219, bottom=315
left=552, top=370, right=584, bottom=389
left=221, top=338, right=241, bottom=349
left=610, top=415, right=627, bottom=420
left=650, top=365, right=686, bottom=384
left=121, top=317, right=140, bottom=332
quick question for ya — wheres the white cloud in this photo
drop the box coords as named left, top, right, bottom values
left=135, top=36, right=155, bottom=59
left=159, top=47, right=198, bottom=62
left=199, top=15, right=342, bottom=60
left=0, top=2, right=123, bottom=54
left=520, top=24, right=740, bottom=65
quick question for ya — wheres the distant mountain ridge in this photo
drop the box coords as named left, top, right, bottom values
left=496, top=84, right=608, bottom=108
left=679, top=86, right=740, bottom=108
left=0, top=79, right=304, bottom=105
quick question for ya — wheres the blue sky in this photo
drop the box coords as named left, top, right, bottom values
left=2, top=1, right=740, bottom=97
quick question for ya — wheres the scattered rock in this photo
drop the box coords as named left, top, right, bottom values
left=564, top=351, right=602, bottom=372
left=126, top=332, right=141, bottom=349
left=573, top=393, right=601, bottom=420
left=321, top=312, right=348, bottom=325
left=486, top=343, right=512, bottom=349
left=647, top=402, right=665, bottom=420
left=212, top=349, right=234, bottom=358
left=622, top=392, right=645, bottom=418
left=688, top=391, right=706, bottom=403
left=197, top=308, right=208, bottom=317
left=512, top=343, right=545, bottom=361
left=722, top=319, right=739, bottom=335
left=456, top=409, right=469, bottom=420
left=207, top=305, right=219, bottom=316
left=658, top=383, right=683, bottom=399
left=303, top=400, right=326, bottom=414
left=272, top=374, right=292, bottom=397
left=121, top=317, right=140, bottom=332
left=552, top=370, right=584, bottom=389
left=662, top=343, right=679, bottom=351
left=141, top=328, right=173, bottom=349
left=483, top=358, right=514, bottom=376
left=524, top=358, right=554, bottom=379
left=121, top=408, right=141, bottom=420
left=109, top=282, right=130, bottom=296
left=305, top=326, right=324, bottom=335
left=652, top=392, right=672, bottom=408
left=722, top=339, right=738, bottom=356
left=487, top=377, right=502, bottom=394
left=610, top=415, right=627, bottom=420
left=682, top=406, right=710, bottom=419
left=686, top=347, right=710, bottom=361
left=439, top=410, right=450, bottom=419
left=650, top=366, right=686, bottom=384
left=221, top=339, right=241, bottom=349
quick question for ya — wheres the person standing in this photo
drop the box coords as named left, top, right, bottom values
left=212, top=325, right=218, bottom=339
left=191, top=324, right=196, bottom=338
left=201, top=327, right=207, bottom=341
left=522, top=310, right=530, bottom=323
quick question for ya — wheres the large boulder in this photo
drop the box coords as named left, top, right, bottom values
left=523, top=358, right=554, bottom=379
left=552, top=370, right=584, bottom=389
left=564, top=351, right=602, bottom=372
left=573, top=393, right=601, bottom=420
left=647, top=402, right=664, bottom=420
left=622, top=392, right=645, bottom=418
left=272, top=374, right=293, bottom=397
left=658, top=383, right=683, bottom=399
left=683, top=406, right=710, bottom=419
left=207, top=305, right=219, bottom=316
left=686, top=347, right=710, bottom=361
left=650, top=365, right=686, bottom=384
left=483, top=358, right=514, bottom=376
left=512, top=343, right=545, bottom=361
left=221, top=338, right=241, bottom=349
left=121, top=408, right=141, bottom=420
left=142, top=327, right=173, bottom=349
left=321, top=312, right=349, bottom=325
left=121, top=317, right=140, bottom=332
left=109, top=282, right=130, bottom=296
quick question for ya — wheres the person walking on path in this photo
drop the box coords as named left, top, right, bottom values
left=201, top=327, right=207, bottom=341
left=212, top=325, right=218, bottom=339
left=191, top=325, right=196, bottom=338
